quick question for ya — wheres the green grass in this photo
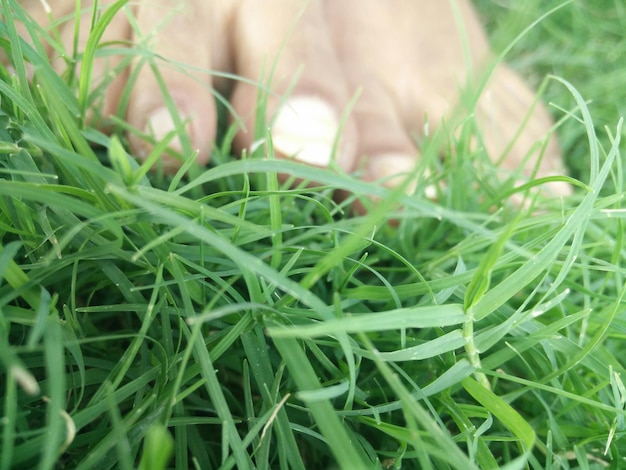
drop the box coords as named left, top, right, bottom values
left=1, top=0, right=626, bottom=468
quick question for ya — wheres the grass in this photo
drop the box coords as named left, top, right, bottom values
left=1, top=0, right=626, bottom=468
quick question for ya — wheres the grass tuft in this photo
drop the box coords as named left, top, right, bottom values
left=1, top=1, right=626, bottom=468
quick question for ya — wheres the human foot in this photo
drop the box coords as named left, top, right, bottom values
left=7, top=0, right=571, bottom=198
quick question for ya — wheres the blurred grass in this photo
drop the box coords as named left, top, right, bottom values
left=1, top=0, right=626, bottom=469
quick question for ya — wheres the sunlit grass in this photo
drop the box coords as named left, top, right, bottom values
left=1, top=1, right=626, bottom=469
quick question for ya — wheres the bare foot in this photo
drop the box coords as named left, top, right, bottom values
left=9, top=0, right=571, bottom=198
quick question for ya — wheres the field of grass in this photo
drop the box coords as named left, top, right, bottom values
left=1, top=0, right=625, bottom=468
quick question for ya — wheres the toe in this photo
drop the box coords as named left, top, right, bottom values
left=7, top=1, right=131, bottom=129
left=228, top=0, right=358, bottom=172
left=349, top=88, right=422, bottom=192
left=269, top=96, right=344, bottom=167
left=51, top=1, right=130, bottom=124
left=125, top=0, right=223, bottom=169
left=476, top=64, right=572, bottom=197
left=5, top=1, right=74, bottom=77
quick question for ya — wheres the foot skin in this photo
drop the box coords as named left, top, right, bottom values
left=11, top=0, right=571, bottom=198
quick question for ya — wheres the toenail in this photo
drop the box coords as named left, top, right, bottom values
left=271, top=96, right=340, bottom=167
left=144, top=107, right=188, bottom=156
left=369, top=153, right=420, bottom=195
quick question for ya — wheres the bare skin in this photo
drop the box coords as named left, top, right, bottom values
left=13, top=0, right=571, bottom=198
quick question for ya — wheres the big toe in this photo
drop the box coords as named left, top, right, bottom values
left=227, top=0, right=358, bottom=173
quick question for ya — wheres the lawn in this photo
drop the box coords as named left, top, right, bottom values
left=1, top=0, right=625, bottom=468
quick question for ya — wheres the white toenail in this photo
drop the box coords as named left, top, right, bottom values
left=369, top=153, right=419, bottom=195
left=145, top=107, right=187, bottom=156
left=424, top=184, right=438, bottom=200
left=271, top=97, right=340, bottom=167
left=38, top=0, right=51, bottom=14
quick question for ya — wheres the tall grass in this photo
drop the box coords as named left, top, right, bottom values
left=1, top=0, right=625, bottom=468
